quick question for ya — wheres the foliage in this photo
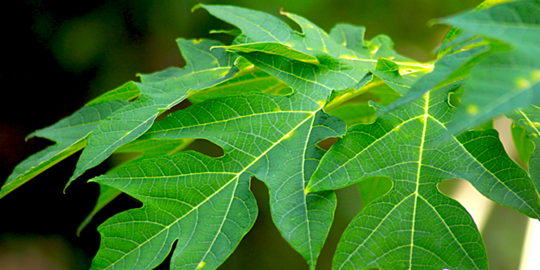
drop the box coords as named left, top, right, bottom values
left=3, top=1, right=540, bottom=269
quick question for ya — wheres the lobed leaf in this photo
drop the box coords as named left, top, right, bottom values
left=67, top=39, right=242, bottom=186
left=308, top=85, right=540, bottom=269
left=93, top=91, right=346, bottom=269
left=435, top=0, right=540, bottom=134
left=0, top=100, right=128, bottom=198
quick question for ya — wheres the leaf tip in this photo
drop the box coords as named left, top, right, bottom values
left=209, top=45, right=224, bottom=51
left=427, top=18, right=441, bottom=27
left=191, top=3, right=203, bottom=13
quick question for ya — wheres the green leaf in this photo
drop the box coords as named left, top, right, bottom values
left=0, top=100, right=128, bottom=198
left=448, top=49, right=540, bottom=134
left=196, top=4, right=321, bottom=63
left=202, top=7, right=428, bottom=263
left=187, top=63, right=291, bottom=104
left=199, top=4, right=428, bottom=74
left=308, top=85, right=540, bottom=269
left=91, top=151, right=258, bottom=270
left=67, top=39, right=241, bottom=186
left=77, top=138, right=195, bottom=235
left=439, top=0, right=540, bottom=56
left=77, top=184, right=122, bottom=236
left=435, top=1, right=540, bottom=134
left=145, top=94, right=347, bottom=269
left=507, top=105, right=540, bottom=193
left=379, top=39, right=490, bottom=116
left=92, top=91, right=346, bottom=269
left=219, top=43, right=320, bottom=65
left=511, top=120, right=535, bottom=167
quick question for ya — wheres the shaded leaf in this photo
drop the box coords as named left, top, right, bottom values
left=77, top=184, right=122, bottom=236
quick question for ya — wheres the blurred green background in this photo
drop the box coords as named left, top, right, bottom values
left=1, top=0, right=531, bottom=269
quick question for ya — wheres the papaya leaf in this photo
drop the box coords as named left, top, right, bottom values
left=67, top=39, right=242, bottom=187
left=378, top=38, right=491, bottom=116
left=435, top=0, right=540, bottom=134
left=206, top=7, right=430, bottom=262
left=308, top=84, right=540, bottom=269
left=507, top=105, right=540, bottom=193
left=198, top=4, right=430, bottom=75
left=91, top=151, right=258, bottom=270
left=92, top=90, right=346, bottom=269
left=0, top=100, right=128, bottom=198
left=187, top=66, right=291, bottom=104
left=76, top=138, right=195, bottom=235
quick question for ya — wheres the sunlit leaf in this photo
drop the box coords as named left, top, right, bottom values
left=308, top=85, right=540, bottom=269
left=436, top=0, right=540, bottom=134
left=0, top=100, right=128, bottom=198
left=68, top=39, right=242, bottom=186
left=507, top=104, right=540, bottom=193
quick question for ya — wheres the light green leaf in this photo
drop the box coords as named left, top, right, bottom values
left=199, top=4, right=428, bottom=74
left=435, top=1, right=540, bottom=134
left=379, top=39, right=490, bottom=116
left=511, top=120, right=535, bottom=167
left=448, top=48, right=540, bottom=134
left=0, top=100, right=128, bottom=198
left=115, top=138, right=194, bottom=158
left=325, top=59, right=412, bottom=125
left=67, top=39, right=241, bottom=186
left=356, top=176, right=392, bottom=207
left=308, top=85, right=540, bottom=269
left=439, top=0, right=540, bottom=56
left=507, top=105, right=540, bottom=193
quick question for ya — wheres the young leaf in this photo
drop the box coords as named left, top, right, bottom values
left=436, top=0, right=540, bottom=134
left=308, top=85, right=540, bottom=269
left=67, top=39, right=241, bottom=186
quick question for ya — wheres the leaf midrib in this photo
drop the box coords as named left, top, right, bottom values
left=99, top=108, right=320, bottom=269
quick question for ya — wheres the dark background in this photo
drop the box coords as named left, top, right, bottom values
left=1, top=0, right=530, bottom=269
